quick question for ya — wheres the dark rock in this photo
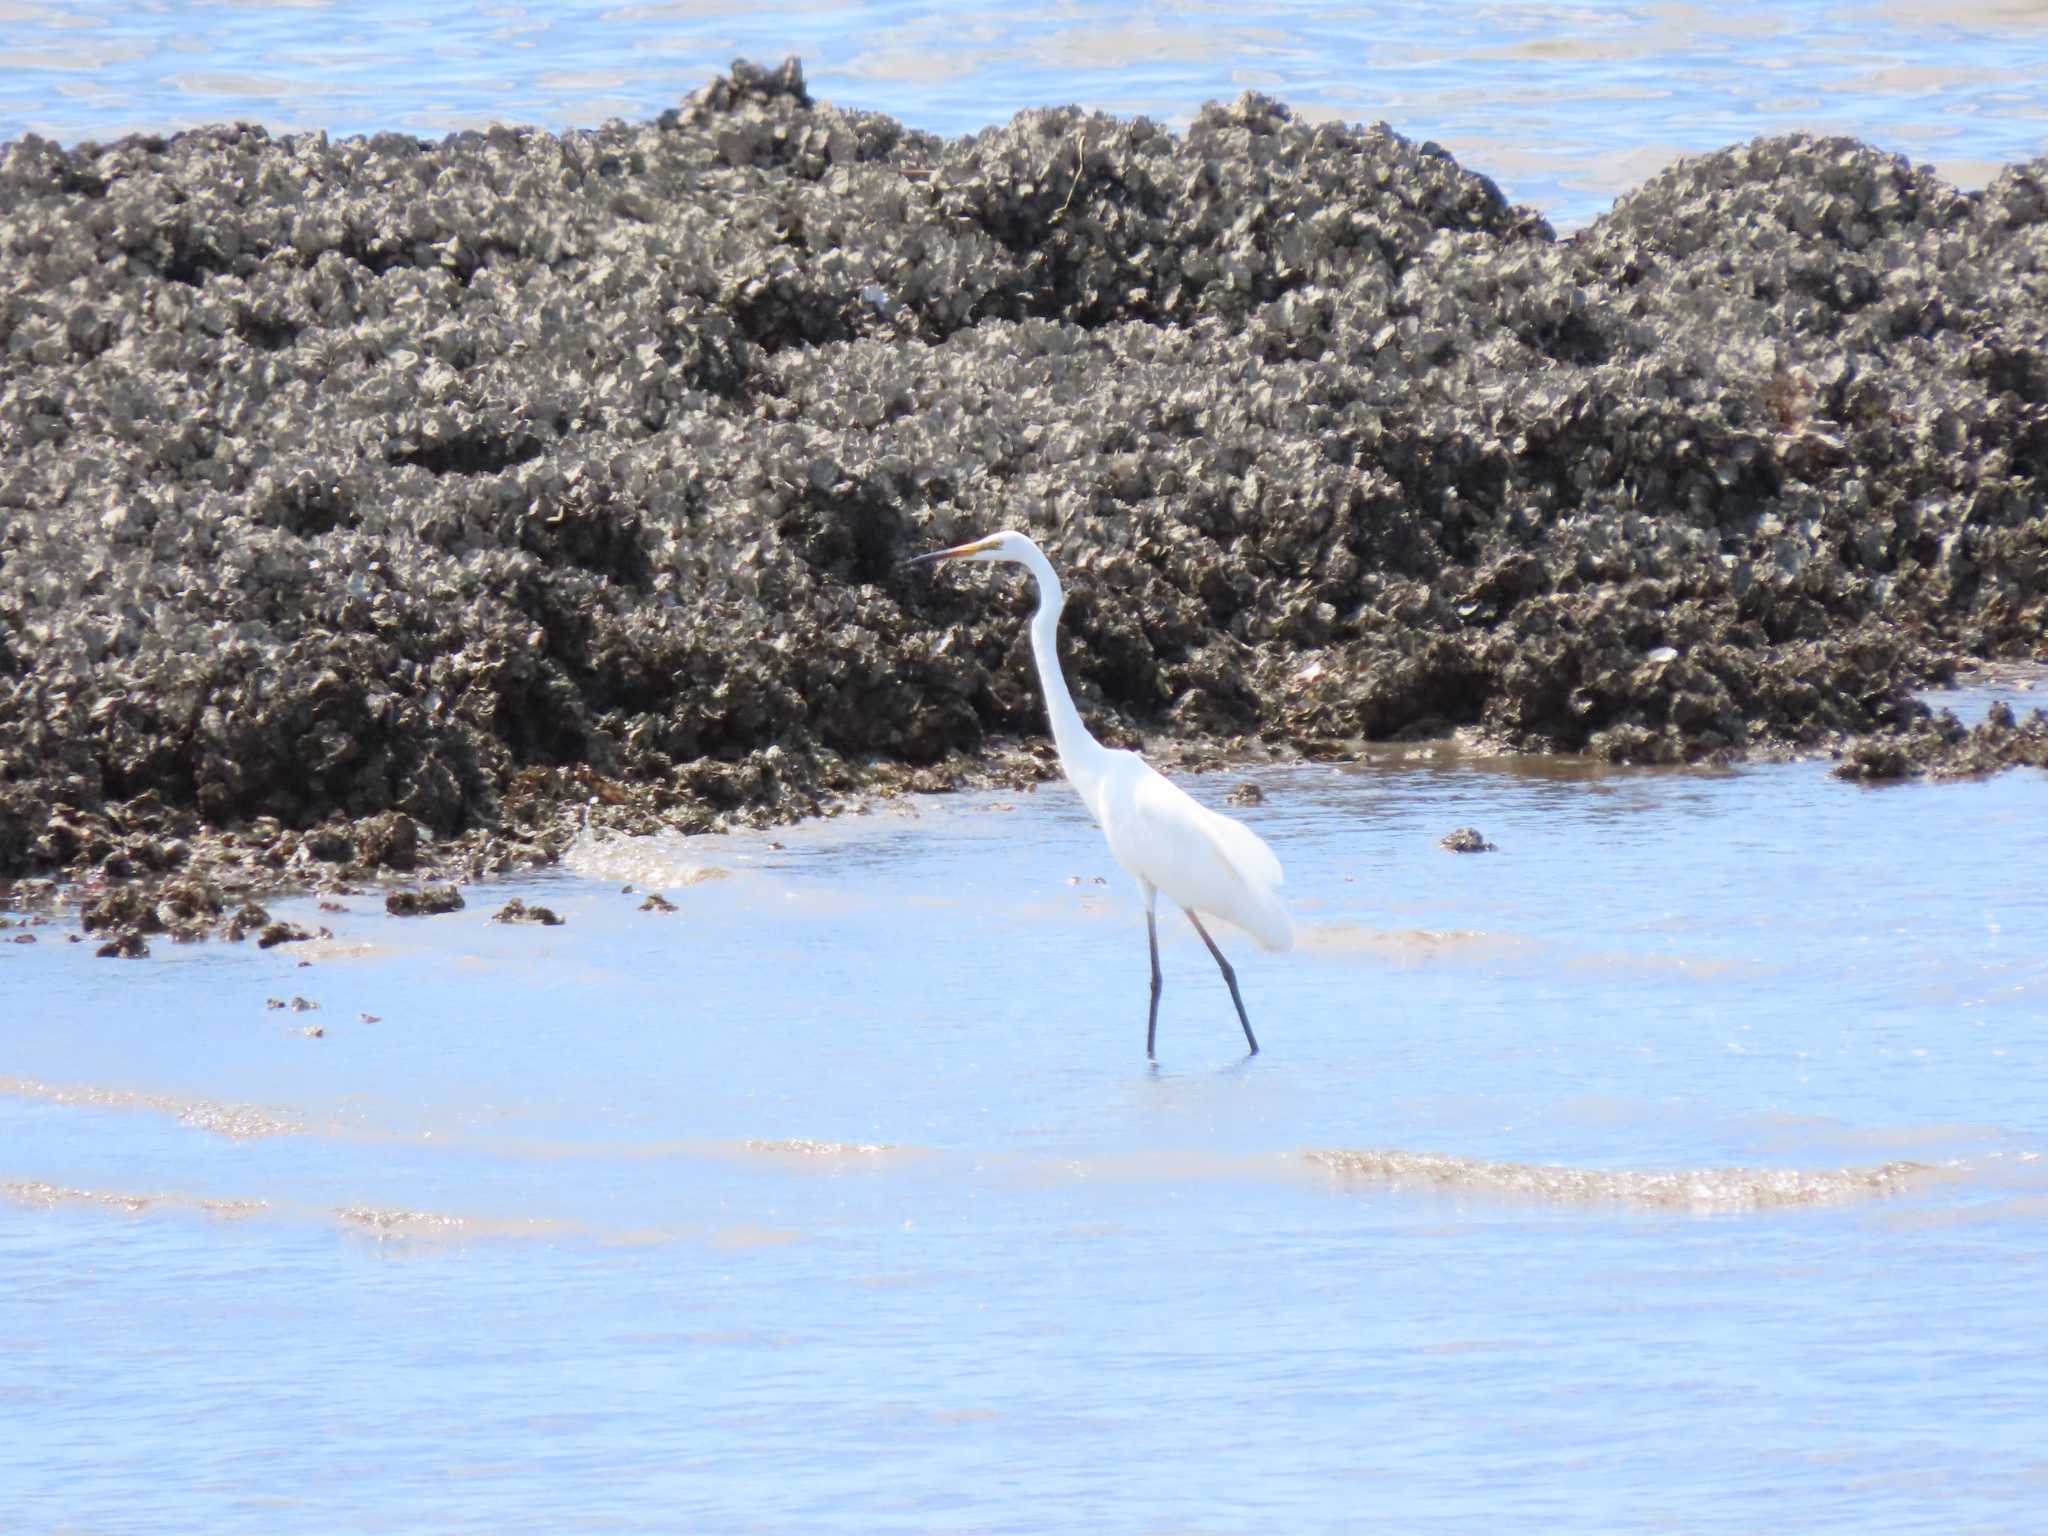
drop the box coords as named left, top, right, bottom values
left=305, top=826, right=355, bottom=862
left=639, top=892, right=678, bottom=913
left=257, top=921, right=312, bottom=947
left=2, top=66, right=2045, bottom=900
left=94, top=932, right=149, bottom=958
left=80, top=885, right=161, bottom=935
left=354, top=814, right=420, bottom=871
left=155, top=877, right=224, bottom=938
left=385, top=884, right=465, bottom=916
left=1835, top=702, right=2048, bottom=781
left=224, top=902, right=272, bottom=941
left=1225, top=782, right=1266, bottom=806
left=492, top=897, right=564, bottom=925
left=1440, top=827, right=1497, bottom=852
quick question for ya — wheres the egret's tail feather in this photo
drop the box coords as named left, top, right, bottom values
left=1258, top=910, right=1295, bottom=954
left=1241, top=892, right=1294, bottom=954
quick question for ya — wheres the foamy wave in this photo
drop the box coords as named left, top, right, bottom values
left=3, top=1180, right=269, bottom=1217
left=561, top=823, right=737, bottom=893
left=2, top=1181, right=575, bottom=1239
left=334, top=1205, right=575, bottom=1241
left=0, top=1075, right=300, bottom=1140
left=733, top=1137, right=926, bottom=1170
left=1305, top=1147, right=1936, bottom=1210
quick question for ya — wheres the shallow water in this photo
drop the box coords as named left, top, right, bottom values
left=5, top=1, right=2048, bottom=227
left=5, top=735, right=2047, bottom=1531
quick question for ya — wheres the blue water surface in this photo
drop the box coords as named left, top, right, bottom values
left=4, top=729, right=2046, bottom=1533
left=5, top=1, right=2048, bottom=226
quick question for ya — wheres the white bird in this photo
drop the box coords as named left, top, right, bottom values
left=908, top=530, right=1292, bottom=1058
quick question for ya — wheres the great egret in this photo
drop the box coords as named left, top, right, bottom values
left=908, top=530, right=1291, bottom=1058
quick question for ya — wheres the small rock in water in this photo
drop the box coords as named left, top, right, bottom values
left=258, top=922, right=312, bottom=948
left=359, top=1012, right=382, bottom=1023
left=300, top=1025, right=325, bottom=1039
left=492, top=898, right=565, bottom=926
left=1440, top=827, right=1498, bottom=853
left=1226, top=782, right=1266, bottom=806
left=289, top=996, right=319, bottom=1012
left=94, top=932, right=149, bottom=959
left=639, top=893, right=678, bottom=913
left=224, top=903, right=272, bottom=942
left=265, top=998, right=286, bottom=1010
left=385, top=885, right=466, bottom=917
left=9, top=933, right=33, bottom=945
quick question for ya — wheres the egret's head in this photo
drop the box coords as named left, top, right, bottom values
left=904, top=529, right=1035, bottom=569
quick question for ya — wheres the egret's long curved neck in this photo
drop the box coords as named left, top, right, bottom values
left=1017, top=543, right=1107, bottom=790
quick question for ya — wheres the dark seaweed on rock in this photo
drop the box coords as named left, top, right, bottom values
left=2, top=57, right=2045, bottom=893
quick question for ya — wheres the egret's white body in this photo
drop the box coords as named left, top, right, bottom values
left=1085, top=752, right=1294, bottom=955
left=910, top=530, right=1290, bottom=1056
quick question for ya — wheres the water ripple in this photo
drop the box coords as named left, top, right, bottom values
left=1305, top=1147, right=1939, bottom=1210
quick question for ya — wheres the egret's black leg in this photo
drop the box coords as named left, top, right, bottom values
left=1146, top=905, right=1163, bottom=1060
left=1187, top=912, right=1259, bottom=1055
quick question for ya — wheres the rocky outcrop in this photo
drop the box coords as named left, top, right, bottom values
left=2, top=59, right=2042, bottom=899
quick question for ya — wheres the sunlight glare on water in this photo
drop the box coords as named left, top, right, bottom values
left=4, top=742, right=2046, bottom=1531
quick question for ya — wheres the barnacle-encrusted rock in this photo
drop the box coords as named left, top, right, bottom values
left=1439, top=827, right=1497, bottom=852
left=1834, top=701, right=2048, bottom=781
left=2, top=62, right=2043, bottom=895
left=491, top=897, right=563, bottom=925
left=385, top=884, right=465, bottom=916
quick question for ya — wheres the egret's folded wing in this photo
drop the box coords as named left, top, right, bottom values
left=1196, top=803, right=1284, bottom=889
left=1128, top=771, right=1284, bottom=892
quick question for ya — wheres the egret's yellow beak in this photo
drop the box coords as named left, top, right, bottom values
left=903, top=536, right=999, bottom=568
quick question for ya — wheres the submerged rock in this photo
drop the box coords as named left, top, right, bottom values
left=1, top=61, right=2044, bottom=897
left=385, top=885, right=466, bottom=916
left=492, top=897, right=564, bottom=925
left=1439, top=827, right=1497, bottom=853
left=1834, top=701, right=2048, bottom=782
left=224, top=902, right=272, bottom=941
